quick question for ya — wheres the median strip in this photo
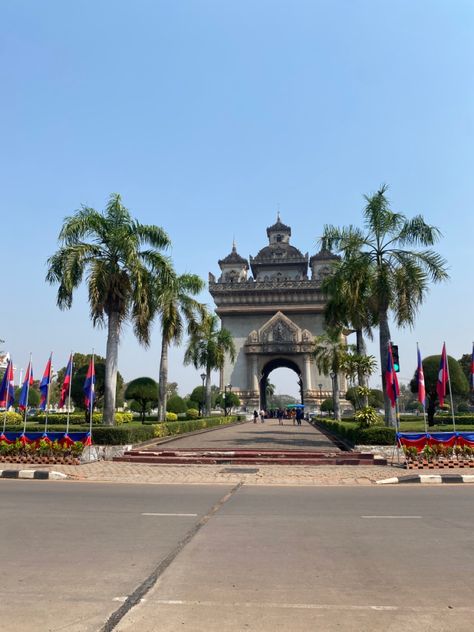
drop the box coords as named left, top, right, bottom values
left=377, top=474, right=474, bottom=485
left=0, top=469, right=67, bottom=480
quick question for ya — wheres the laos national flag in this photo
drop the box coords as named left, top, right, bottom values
left=39, top=354, right=52, bottom=410
left=59, top=354, right=73, bottom=408
left=437, top=343, right=448, bottom=407
left=417, top=347, right=426, bottom=407
left=19, top=362, right=34, bottom=410
left=0, top=359, right=15, bottom=409
left=385, top=343, right=400, bottom=408
left=83, top=357, right=95, bottom=410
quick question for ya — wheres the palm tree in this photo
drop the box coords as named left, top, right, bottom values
left=156, top=273, right=205, bottom=421
left=313, top=329, right=348, bottom=421
left=184, top=313, right=236, bottom=415
left=46, top=193, right=172, bottom=425
left=323, top=185, right=449, bottom=425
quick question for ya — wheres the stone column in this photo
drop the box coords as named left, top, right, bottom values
left=249, top=355, right=259, bottom=392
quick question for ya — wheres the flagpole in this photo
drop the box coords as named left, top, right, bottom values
left=445, top=343, right=456, bottom=433
left=22, top=353, right=32, bottom=435
left=65, top=352, right=74, bottom=436
left=88, top=349, right=94, bottom=462
left=44, top=353, right=53, bottom=435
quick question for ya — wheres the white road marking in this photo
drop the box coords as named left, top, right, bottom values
left=113, top=596, right=146, bottom=603
left=361, top=515, right=422, bottom=519
left=141, top=512, right=198, bottom=517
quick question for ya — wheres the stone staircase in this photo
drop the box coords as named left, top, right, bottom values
left=114, top=449, right=386, bottom=466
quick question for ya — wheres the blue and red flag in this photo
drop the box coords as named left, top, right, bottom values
left=39, top=354, right=52, bottom=410
left=437, top=343, right=448, bottom=407
left=0, top=359, right=15, bottom=409
left=19, top=361, right=34, bottom=411
left=59, top=354, right=73, bottom=408
left=83, top=356, right=95, bottom=410
left=417, top=346, right=426, bottom=407
left=385, top=343, right=400, bottom=408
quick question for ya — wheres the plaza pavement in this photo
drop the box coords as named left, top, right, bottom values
left=2, top=419, right=470, bottom=486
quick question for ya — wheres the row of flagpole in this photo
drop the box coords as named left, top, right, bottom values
left=0, top=352, right=96, bottom=440
left=386, top=341, right=474, bottom=433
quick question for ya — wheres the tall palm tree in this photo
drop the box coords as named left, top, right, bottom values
left=323, top=185, right=449, bottom=425
left=46, top=193, right=172, bottom=425
left=184, top=313, right=236, bottom=415
left=156, top=273, right=205, bottom=421
left=313, top=329, right=348, bottom=421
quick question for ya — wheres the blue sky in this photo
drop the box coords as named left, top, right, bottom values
left=1, top=0, right=473, bottom=397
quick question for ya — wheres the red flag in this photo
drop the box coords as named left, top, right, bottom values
left=417, top=346, right=426, bottom=406
left=385, top=343, right=400, bottom=408
left=59, top=354, right=73, bottom=408
left=436, top=343, right=448, bottom=407
left=39, top=354, right=52, bottom=410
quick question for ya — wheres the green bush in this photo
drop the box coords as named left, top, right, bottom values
left=154, top=416, right=239, bottom=439
left=354, top=406, right=382, bottom=428
left=0, top=411, right=22, bottom=425
left=186, top=408, right=199, bottom=420
left=91, top=426, right=156, bottom=445
left=166, top=412, right=178, bottom=421
left=314, top=419, right=395, bottom=445
left=186, top=400, right=199, bottom=410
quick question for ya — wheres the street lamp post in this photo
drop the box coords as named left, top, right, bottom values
left=318, top=383, right=323, bottom=415
left=200, top=373, right=206, bottom=417
left=329, top=372, right=336, bottom=419
left=224, top=383, right=232, bottom=416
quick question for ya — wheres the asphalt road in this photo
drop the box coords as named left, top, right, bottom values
left=1, top=481, right=474, bottom=632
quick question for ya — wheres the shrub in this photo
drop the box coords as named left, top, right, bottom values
left=354, top=406, right=381, bottom=428
left=0, top=411, right=22, bottom=425
left=321, top=398, right=334, bottom=412
left=153, top=416, right=239, bottom=439
left=91, top=426, right=156, bottom=445
left=186, top=400, right=199, bottom=410
left=314, top=419, right=395, bottom=445
left=186, top=408, right=199, bottom=420
left=166, top=412, right=178, bottom=421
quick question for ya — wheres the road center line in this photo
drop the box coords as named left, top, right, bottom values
left=141, top=512, right=198, bottom=517
left=361, top=515, right=422, bottom=519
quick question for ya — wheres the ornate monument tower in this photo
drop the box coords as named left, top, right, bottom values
left=209, top=216, right=341, bottom=409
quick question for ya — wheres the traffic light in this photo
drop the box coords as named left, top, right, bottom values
left=392, top=344, right=400, bottom=372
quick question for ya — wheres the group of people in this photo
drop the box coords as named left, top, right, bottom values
left=253, top=407, right=304, bottom=426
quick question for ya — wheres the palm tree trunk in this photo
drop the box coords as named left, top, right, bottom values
left=158, top=335, right=168, bottom=422
left=379, top=309, right=396, bottom=426
left=205, top=366, right=212, bottom=416
left=356, top=329, right=369, bottom=407
left=333, top=374, right=341, bottom=421
left=104, top=311, right=119, bottom=426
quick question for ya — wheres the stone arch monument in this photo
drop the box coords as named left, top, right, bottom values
left=209, top=216, right=344, bottom=409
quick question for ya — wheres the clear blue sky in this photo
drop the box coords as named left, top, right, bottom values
left=1, top=0, right=473, bottom=396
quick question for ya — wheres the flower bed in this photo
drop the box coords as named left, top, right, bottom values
left=0, top=432, right=90, bottom=465
left=399, top=432, right=474, bottom=469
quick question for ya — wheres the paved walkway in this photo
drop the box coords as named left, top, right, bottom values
left=145, top=418, right=341, bottom=452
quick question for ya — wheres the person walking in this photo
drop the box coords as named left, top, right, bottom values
left=296, top=407, right=303, bottom=426
left=260, top=409, right=265, bottom=423
left=277, top=407, right=284, bottom=425
left=253, top=409, right=258, bottom=424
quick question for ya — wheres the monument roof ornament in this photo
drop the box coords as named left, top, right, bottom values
left=218, top=242, right=249, bottom=268
left=266, top=215, right=291, bottom=238
left=309, top=241, right=340, bottom=265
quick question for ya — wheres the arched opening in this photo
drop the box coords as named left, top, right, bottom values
left=260, top=357, right=303, bottom=411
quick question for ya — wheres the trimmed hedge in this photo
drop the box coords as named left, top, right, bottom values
left=0, top=412, right=22, bottom=425
left=32, top=412, right=134, bottom=425
left=315, top=419, right=396, bottom=446
left=92, top=425, right=156, bottom=445
left=154, top=415, right=240, bottom=439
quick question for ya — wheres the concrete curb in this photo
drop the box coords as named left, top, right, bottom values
left=377, top=474, right=474, bottom=485
left=0, top=469, right=68, bottom=480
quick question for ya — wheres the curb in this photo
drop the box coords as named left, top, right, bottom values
left=0, top=469, right=68, bottom=480
left=377, top=474, right=474, bottom=485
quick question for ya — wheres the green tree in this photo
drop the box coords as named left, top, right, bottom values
left=323, top=185, right=449, bottom=425
left=124, top=377, right=158, bottom=422
left=166, top=394, right=187, bottom=414
left=342, top=351, right=377, bottom=407
left=46, top=194, right=172, bottom=425
left=345, top=387, right=383, bottom=411
left=313, top=329, right=348, bottom=421
left=410, top=355, right=469, bottom=425
left=156, top=272, right=205, bottom=421
left=215, top=391, right=240, bottom=413
left=184, top=313, right=236, bottom=416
